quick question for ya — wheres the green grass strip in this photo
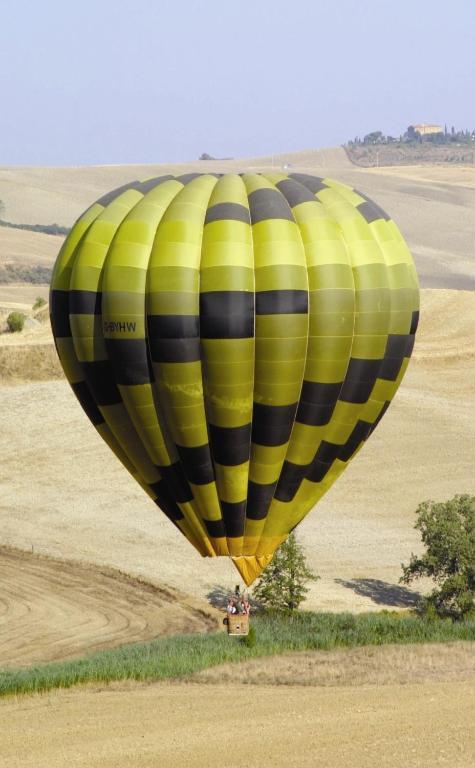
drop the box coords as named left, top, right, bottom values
left=1, top=612, right=474, bottom=698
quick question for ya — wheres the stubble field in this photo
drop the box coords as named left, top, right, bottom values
left=0, top=147, right=474, bottom=767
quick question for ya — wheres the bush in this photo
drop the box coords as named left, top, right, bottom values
left=33, top=296, right=46, bottom=310
left=240, top=624, right=257, bottom=648
left=0, top=219, right=69, bottom=236
left=252, top=533, right=319, bottom=611
left=6, top=311, right=26, bottom=332
left=401, top=495, right=475, bottom=620
left=0, top=264, right=52, bottom=284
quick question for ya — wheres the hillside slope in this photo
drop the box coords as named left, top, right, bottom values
left=0, top=548, right=219, bottom=668
left=1, top=147, right=474, bottom=290
left=0, top=289, right=473, bottom=611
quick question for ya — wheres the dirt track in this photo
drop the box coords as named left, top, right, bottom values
left=1, top=678, right=473, bottom=768
left=0, top=548, right=219, bottom=668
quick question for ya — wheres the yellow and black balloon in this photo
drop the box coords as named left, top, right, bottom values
left=50, top=172, right=419, bottom=585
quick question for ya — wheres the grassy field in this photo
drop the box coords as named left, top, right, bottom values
left=196, top=640, right=475, bottom=687
left=1, top=611, right=473, bottom=698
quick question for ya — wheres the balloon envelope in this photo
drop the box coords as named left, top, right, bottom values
left=50, top=172, right=419, bottom=584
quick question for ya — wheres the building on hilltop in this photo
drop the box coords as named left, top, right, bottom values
left=409, top=123, right=443, bottom=137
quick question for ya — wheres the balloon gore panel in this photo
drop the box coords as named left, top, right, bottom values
left=50, top=172, right=419, bottom=584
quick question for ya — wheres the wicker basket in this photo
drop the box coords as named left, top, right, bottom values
left=226, top=613, right=250, bottom=636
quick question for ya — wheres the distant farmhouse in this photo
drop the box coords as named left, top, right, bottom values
left=409, top=123, right=443, bottom=137
left=347, top=123, right=475, bottom=153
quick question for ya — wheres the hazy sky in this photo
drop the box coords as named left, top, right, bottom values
left=1, top=0, right=473, bottom=165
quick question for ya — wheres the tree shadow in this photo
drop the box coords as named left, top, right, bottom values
left=334, top=578, right=421, bottom=607
left=207, top=584, right=255, bottom=610
left=206, top=585, right=231, bottom=609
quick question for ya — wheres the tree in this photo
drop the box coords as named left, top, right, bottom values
left=363, top=131, right=384, bottom=145
left=252, top=533, right=319, bottom=611
left=401, top=495, right=475, bottom=620
left=33, top=296, right=46, bottom=310
left=6, top=311, right=26, bottom=333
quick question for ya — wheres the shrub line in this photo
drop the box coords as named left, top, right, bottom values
left=0, top=219, right=69, bottom=236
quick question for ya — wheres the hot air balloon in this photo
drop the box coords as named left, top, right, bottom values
left=50, top=172, right=419, bottom=585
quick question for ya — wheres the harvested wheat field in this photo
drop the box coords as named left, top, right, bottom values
left=0, top=151, right=474, bottom=767
left=0, top=149, right=351, bottom=226
left=0, top=548, right=219, bottom=668
left=0, top=282, right=49, bottom=312
left=0, top=227, right=61, bottom=270
left=2, top=147, right=475, bottom=295
left=1, top=674, right=474, bottom=768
